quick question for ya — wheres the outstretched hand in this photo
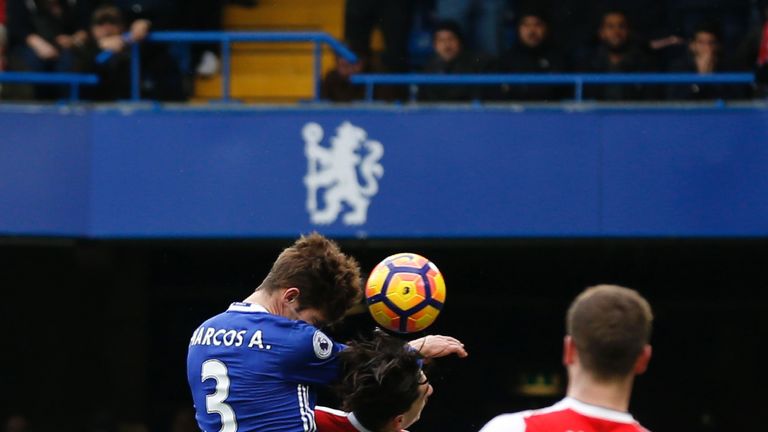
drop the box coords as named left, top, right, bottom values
left=408, top=335, right=468, bottom=358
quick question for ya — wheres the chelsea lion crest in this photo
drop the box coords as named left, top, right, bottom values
left=302, top=121, right=384, bottom=225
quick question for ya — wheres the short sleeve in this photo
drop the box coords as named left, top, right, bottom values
left=281, top=322, right=346, bottom=385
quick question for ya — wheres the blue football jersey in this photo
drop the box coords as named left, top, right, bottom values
left=187, top=302, right=345, bottom=432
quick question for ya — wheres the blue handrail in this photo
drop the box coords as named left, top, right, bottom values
left=132, top=31, right=358, bottom=102
left=350, top=73, right=756, bottom=102
left=0, top=72, right=99, bottom=102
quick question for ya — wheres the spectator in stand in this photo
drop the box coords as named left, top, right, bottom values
left=97, top=0, right=184, bottom=100
left=585, top=10, right=657, bottom=100
left=322, top=49, right=368, bottom=102
left=420, top=20, right=491, bottom=102
left=668, top=0, right=752, bottom=53
left=758, top=7, right=768, bottom=88
left=6, top=0, right=90, bottom=98
left=498, top=10, right=570, bottom=101
left=435, top=0, right=505, bottom=56
left=667, top=24, right=744, bottom=100
left=73, top=5, right=131, bottom=100
left=0, top=0, right=7, bottom=71
left=516, top=0, right=679, bottom=67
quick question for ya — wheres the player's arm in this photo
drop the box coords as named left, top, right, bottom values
left=408, top=335, right=468, bottom=358
left=282, top=324, right=346, bottom=385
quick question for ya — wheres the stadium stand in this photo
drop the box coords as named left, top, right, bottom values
left=194, top=0, right=344, bottom=102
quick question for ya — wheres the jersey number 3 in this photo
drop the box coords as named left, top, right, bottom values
left=202, top=359, right=238, bottom=432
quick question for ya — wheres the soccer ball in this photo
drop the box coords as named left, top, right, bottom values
left=365, top=253, right=446, bottom=333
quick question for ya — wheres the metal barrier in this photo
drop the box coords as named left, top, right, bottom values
left=132, top=31, right=358, bottom=102
left=0, top=72, right=99, bottom=102
left=349, top=73, right=757, bottom=102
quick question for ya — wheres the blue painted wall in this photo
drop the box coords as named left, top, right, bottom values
left=0, top=109, right=91, bottom=236
left=1, top=106, right=767, bottom=238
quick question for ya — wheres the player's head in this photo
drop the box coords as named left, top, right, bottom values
left=564, top=285, right=653, bottom=382
left=338, top=334, right=432, bottom=432
left=259, top=233, right=361, bottom=326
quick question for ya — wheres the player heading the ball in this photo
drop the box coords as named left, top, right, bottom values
left=316, top=332, right=434, bottom=432
left=187, top=233, right=467, bottom=432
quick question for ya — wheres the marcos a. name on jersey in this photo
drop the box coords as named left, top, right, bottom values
left=187, top=302, right=344, bottom=432
left=189, top=326, right=268, bottom=350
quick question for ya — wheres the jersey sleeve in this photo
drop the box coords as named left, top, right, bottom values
left=479, top=412, right=529, bottom=432
left=281, top=322, right=347, bottom=385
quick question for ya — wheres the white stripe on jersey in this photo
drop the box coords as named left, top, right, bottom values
left=297, top=384, right=316, bottom=432
left=297, top=385, right=310, bottom=432
left=302, top=385, right=316, bottom=431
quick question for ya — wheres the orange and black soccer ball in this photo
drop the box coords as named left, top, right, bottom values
left=365, top=253, right=446, bottom=333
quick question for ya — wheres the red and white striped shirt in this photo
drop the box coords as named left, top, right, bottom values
left=480, top=398, right=649, bottom=432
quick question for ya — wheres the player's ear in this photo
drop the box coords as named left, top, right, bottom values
left=563, top=335, right=576, bottom=366
left=283, top=287, right=300, bottom=304
left=633, top=344, right=652, bottom=375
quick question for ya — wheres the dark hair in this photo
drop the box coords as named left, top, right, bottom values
left=517, top=9, right=550, bottom=26
left=567, top=285, right=653, bottom=381
left=600, top=9, right=630, bottom=27
left=261, top=233, right=361, bottom=323
left=91, top=5, right=123, bottom=26
left=337, top=334, right=424, bottom=431
left=692, top=21, right=721, bottom=41
left=433, top=20, right=464, bottom=43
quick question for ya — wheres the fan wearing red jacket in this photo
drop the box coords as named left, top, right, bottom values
left=480, top=285, right=653, bottom=432
left=316, top=333, right=444, bottom=432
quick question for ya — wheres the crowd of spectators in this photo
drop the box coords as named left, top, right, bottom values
left=0, top=0, right=235, bottom=101
left=1, top=1, right=768, bottom=102
left=327, top=0, right=768, bottom=102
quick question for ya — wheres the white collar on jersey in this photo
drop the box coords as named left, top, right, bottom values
left=227, top=302, right=269, bottom=313
left=315, top=407, right=374, bottom=432
left=552, top=397, right=636, bottom=424
left=348, top=412, right=374, bottom=432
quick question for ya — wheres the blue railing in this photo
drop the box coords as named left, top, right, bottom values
left=132, top=31, right=358, bottom=102
left=1, top=32, right=756, bottom=105
left=0, top=72, right=99, bottom=101
left=350, top=73, right=757, bottom=102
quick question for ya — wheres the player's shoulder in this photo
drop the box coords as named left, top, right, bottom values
left=315, top=406, right=349, bottom=420
left=287, top=322, right=337, bottom=361
left=479, top=411, right=531, bottom=432
left=315, top=407, right=358, bottom=432
left=527, top=398, right=648, bottom=432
